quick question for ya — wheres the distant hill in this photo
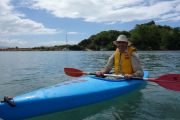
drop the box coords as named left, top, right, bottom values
left=78, top=21, right=180, bottom=50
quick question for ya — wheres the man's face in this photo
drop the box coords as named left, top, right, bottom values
left=116, top=41, right=128, bottom=52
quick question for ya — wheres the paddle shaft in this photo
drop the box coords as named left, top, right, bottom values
left=80, top=71, right=177, bottom=83
left=85, top=72, right=147, bottom=80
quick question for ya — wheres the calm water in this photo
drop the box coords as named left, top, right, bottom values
left=0, top=51, right=180, bottom=120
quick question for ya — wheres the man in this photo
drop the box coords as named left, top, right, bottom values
left=96, top=35, right=144, bottom=79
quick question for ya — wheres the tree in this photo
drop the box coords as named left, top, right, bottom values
left=130, top=24, right=161, bottom=50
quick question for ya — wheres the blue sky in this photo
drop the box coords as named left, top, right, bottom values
left=0, top=0, right=180, bottom=48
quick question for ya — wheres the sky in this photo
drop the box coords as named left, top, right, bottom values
left=0, top=0, right=180, bottom=48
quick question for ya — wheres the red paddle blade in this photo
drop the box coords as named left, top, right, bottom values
left=148, top=74, right=180, bottom=91
left=64, top=68, right=86, bottom=77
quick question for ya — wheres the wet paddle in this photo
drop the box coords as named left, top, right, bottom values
left=64, top=68, right=180, bottom=91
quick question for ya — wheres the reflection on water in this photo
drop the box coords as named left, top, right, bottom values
left=28, top=89, right=143, bottom=120
left=0, top=51, right=180, bottom=120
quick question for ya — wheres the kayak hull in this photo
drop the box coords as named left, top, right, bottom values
left=0, top=71, right=148, bottom=120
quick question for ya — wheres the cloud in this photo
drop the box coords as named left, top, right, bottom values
left=0, top=38, right=28, bottom=47
left=0, top=0, right=59, bottom=36
left=37, top=40, right=77, bottom=46
left=28, top=0, right=180, bottom=23
left=0, top=38, right=72, bottom=47
left=67, top=31, right=86, bottom=35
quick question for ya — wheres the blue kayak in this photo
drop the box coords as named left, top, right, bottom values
left=0, top=71, right=148, bottom=120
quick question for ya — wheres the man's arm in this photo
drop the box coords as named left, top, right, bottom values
left=101, top=53, right=114, bottom=73
left=131, top=52, right=144, bottom=77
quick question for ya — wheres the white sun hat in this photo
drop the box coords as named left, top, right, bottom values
left=113, top=35, right=132, bottom=46
left=116, top=35, right=128, bottom=42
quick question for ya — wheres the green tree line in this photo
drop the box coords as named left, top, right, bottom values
left=78, top=21, right=180, bottom=50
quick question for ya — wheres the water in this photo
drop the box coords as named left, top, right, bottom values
left=0, top=51, right=180, bottom=120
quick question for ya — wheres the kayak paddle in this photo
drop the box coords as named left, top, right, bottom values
left=64, top=68, right=180, bottom=91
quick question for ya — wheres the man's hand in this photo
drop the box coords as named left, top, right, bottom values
left=95, top=71, right=105, bottom=77
left=124, top=74, right=133, bottom=79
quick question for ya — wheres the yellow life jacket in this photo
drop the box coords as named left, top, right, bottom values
left=114, top=47, right=136, bottom=74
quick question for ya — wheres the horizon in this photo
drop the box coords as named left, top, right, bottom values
left=0, top=0, right=180, bottom=48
